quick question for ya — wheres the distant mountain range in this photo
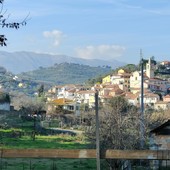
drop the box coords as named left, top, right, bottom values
left=0, top=51, right=126, bottom=74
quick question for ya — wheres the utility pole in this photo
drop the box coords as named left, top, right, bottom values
left=140, top=49, right=144, bottom=149
left=95, top=90, right=100, bottom=170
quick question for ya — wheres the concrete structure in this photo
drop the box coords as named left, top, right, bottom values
left=150, top=120, right=170, bottom=169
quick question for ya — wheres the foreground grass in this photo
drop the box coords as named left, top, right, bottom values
left=0, top=130, right=97, bottom=169
left=0, top=134, right=87, bottom=149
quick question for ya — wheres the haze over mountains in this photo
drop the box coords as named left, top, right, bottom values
left=0, top=51, right=126, bottom=74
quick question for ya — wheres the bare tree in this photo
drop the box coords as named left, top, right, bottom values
left=85, top=96, right=169, bottom=169
left=85, top=96, right=140, bottom=169
left=0, top=0, right=29, bottom=46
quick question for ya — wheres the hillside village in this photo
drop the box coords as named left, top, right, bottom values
left=0, top=58, right=169, bottom=169
left=0, top=1, right=169, bottom=169
left=0, top=58, right=170, bottom=116
left=45, top=58, right=170, bottom=116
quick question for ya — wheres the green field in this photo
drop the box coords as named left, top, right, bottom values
left=0, top=125, right=98, bottom=170
left=0, top=131, right=97, bottom=170
left=0, top=134, right=86, bottom=149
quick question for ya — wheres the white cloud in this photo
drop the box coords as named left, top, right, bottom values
left=43, top=30, right=65, bottom=47
left=75, top=45, right=126, bottom=60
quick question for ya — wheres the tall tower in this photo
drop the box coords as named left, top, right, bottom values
left=146, top=58, right=154, bottom=79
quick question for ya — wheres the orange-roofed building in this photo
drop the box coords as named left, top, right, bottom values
left=47, top=98, right=80, bottom=115
left=125, top=92, right=138, bottom=105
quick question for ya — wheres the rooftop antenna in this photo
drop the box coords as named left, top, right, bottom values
left=140, top=49, right=144, bottom=149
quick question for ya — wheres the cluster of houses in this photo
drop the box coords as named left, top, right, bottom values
left=0, top=58, right=168, bottom=169
left=46, top=58, right=170, bottom=115
left=45, top=59, right=170, bottom=169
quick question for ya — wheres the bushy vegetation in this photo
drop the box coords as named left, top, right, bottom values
left=19, top=63, right=112, bottom=85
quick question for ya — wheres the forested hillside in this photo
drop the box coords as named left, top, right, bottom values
left=18, top=63, right=112, bottom=85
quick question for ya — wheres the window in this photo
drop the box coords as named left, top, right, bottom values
left=69, top=106, right=74, bottom=110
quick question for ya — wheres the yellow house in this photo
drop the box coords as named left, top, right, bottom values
left=118, top=69, right=126, bottom=74
left=102, top=75, right=111, bottom=84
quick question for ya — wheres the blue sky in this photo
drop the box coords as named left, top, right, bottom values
left=1, top=0, right=170, bottom=64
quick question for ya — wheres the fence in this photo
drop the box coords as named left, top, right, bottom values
left=0, top=149, right=169, bottom=170
left=0, top=149, right=169, bottom=159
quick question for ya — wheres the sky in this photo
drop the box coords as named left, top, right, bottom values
left=1, top=0, right=170, bottom=64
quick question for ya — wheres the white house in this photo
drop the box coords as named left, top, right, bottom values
left=130, top=71, right=149, bottom=94
left=125, top=92, right=139, bottom=106
left=138, top=91, right=160, bottom=107
left=74, top=90, right=95, bottom=107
